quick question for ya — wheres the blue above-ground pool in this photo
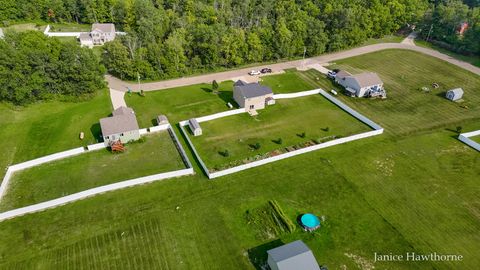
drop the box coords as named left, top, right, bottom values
left=300, top=213, right=321, bottom=231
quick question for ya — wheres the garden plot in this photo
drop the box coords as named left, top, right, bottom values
left=0, top=131, right=186, bottom=211
left=185, top=93, right=373, bottom=174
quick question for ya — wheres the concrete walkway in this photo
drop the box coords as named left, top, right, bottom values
left=106, top=42, right=480, bottom=94
left=109, top=88, right=127, bottom=110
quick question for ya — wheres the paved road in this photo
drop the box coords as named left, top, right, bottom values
left=106, top=42, right=480, bottom=93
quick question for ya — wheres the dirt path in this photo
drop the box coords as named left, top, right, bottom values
left=106, top=42, right=480, bottom=94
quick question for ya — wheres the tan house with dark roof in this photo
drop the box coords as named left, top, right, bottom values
left=335, top=71, right=385, bottom=98
left=100, top=106, right=140, bottom=146
left=233, top=80, right=274, bottom=112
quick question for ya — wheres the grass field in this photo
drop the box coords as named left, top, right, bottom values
left=0, top=132, right=185, bottom=211
left=415, top=40, right=480, bottom=68
left=48, top=23, right=90, bottom=32
left=321, top=49, right=480, bottom=136
left=0, top=90, right=111, bottom=179
left=126, top=81, right=236, bottom=126
left=470, top=135, right=480, bottom=143
left=0, top=50, right=479, bottom=269
left=360, top=34, right=404, bottom=46
left=2, top=23, right=45, bottom=32
left=3, top=23, right=90, bottom=33
left=188, top=94, right=370, bottom=170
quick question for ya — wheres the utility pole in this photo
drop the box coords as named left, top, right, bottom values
left=137, top=71, right=141, bottom=91
left=426, top=24, right=433, bottom=42
left=302, top=46, right=307, bottom=69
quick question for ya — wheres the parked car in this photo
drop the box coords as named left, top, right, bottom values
left=260, top=68, right=272, bottom=73
left=327, top=71, right=336, bottom=79
left=248, top=70, right=261, bottom=76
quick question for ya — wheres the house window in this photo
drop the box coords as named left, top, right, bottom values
left=249, top=105, right=254, bottom=109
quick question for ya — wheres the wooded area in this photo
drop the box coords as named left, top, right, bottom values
left=0, top=31, right=105, bottom=104
left=0, top=0, right=478, bottom=99
left=418, top=0, right=480, bottom=55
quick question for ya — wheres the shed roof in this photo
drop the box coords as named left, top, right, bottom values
left=92, top=23, right=115, bottom=33
left=157, top=115, right=168, bottom=123
left=350, top=72, right=383, bottom=88
left=267, top=240, right=320, bottom=270
left=100, top=107, right=139, bottom=136
left=234, top=81, right=273, bottom=99
left=447, top=88, right=464, bottom=95
left=189, top=118, right=201, bottom=130
left=0, top=28, right=4, bottom=39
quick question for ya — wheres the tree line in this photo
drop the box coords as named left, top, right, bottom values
left=0, top=31, right=105, bottom=104
left=1, top=0, right=430, bottom=81
left=417, top=0, right=480, bottom=55
left=0, top=0, right=477, bottom=91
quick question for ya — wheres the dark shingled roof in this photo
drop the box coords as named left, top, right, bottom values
left=267, top=240, right=320, bottom=270
left=100, top=106, right=139, bottom=136
left=335, top=70, right=352, bottom=80
left=234, top=80, right=273, bottom=99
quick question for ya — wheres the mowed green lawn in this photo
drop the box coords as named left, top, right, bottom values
left=0, top=50, right=479, bottom=269
left=189, top=95, right=370, bottom=170
left=321, top=49, right=480, bottom=136
left=470, top=135, right=480, bottom=144
left=127, top=81, right=236, bottom=126
left=0, top=90, right=112, bottom=179
left=0, top=132, right=185, bottom=211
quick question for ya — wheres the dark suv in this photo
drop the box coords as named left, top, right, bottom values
left=260, top=68, right=272, bottom=73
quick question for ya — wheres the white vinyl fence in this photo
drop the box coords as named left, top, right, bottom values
left=458, top=130, right=480, bottom=152
left=196, top=108, right=245, bottom=123
left=149, top=124, right=170, bottom=133
left=318, top=89, right=383, bottom=130
left=87, top=142, right=107, bottom=151
left=180, top=88, right=384, bottom=179
left=273, top=89, right=321, bottom=99
left=0, top=124, right=195, bottom=221
left=0, top=168, right=194, bottom=222
left=209, top=129, right=383, bottom=179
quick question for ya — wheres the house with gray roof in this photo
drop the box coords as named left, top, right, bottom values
left=446, top=88, right=464, bottom=101
left=100, top=106, right=140, bottom=146
left=336, top=71, right=385, bottom=98
left=79, top=23, right=116, bottom=48
left=233, top=80, right=274, bottom=112
left=267, top=240, right=321, bottom=270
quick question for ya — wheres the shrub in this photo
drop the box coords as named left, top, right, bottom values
left=456, top=126, right=463, bottom=133
left=219, top=149, right=230, bottom=157
left=273, top=138, right=283, bottom=144
left=212, top=80, right=219, bottom=90
left=298, top=132, right=306, bottom=138
left=253, top=143, right=261, bottom=150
